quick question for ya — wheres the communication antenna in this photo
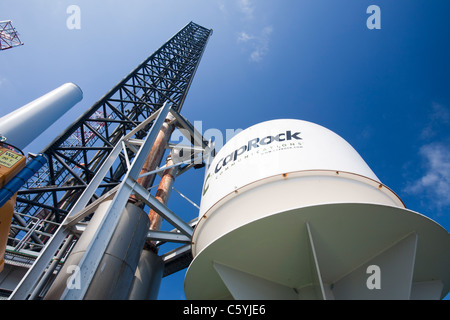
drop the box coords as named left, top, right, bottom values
left=0, top=20, right=23, bottom=50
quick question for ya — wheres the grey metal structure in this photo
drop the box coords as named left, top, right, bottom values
left=4, top=21, right=213, bottom=299
left=0, top=20, right=23, bottom=50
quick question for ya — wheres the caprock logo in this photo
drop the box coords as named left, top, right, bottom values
left=203, top=130, right=303, bottom=196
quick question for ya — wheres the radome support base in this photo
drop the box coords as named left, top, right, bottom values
left=185, top=203, right=450, bottom=300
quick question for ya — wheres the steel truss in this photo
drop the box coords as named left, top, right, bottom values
left=5, top=21, right=213, bottom=299
left=9, top=21, right=212, bottom=253
left=9, top=103, right=214, bottom=299
left=0, top=20, right=23, bottom=50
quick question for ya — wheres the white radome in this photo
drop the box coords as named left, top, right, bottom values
left=185, top=119, right=450, bottom=300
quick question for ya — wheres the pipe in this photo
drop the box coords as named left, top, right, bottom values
left=0, top=154, right=47, bottom=208
left=45, top=111, right=177, bottom=300
left=148, top=155, right=179, bottom=241
left=44, top=200, right=150, bottom=300
left=129, top=113, right=176, bottom=205
left=0, top=83, right=83, bottom=150
left=127, top=155, right=178, bottom=300
left=126, top=248, right=164, bottom=300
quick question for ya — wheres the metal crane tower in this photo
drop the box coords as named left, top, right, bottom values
left=3, top=21, right=212, bottom=299
left=0, top=20, right=23, bottom=50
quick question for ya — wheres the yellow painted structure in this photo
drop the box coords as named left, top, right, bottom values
left=0, top=146, right=26, bottom=272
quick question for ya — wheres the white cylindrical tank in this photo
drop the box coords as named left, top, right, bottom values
left=193, top=119, right=404, bottom=256
left=0, top=83, right=83, bottom=150
left=185, top=119, right=450, bottom=300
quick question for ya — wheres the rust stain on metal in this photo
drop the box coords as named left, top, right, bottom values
left=148, top=156, right=178, bottom=231
left=130, top=118, right=175, bottom=203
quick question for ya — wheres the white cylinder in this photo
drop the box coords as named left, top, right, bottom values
left=45, top=200, right=150, bottom=300
left=201, top=119, right=383, bottom=214
left=185, top=119, right=450, bottom=300
left=0, top=83, right=83, bottom=150
left=193, top=119, right=404, bottom=256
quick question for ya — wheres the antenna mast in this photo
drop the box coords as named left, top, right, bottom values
left=0, top=20, right=23, bottom=50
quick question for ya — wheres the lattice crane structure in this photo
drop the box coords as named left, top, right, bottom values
left=3, top=21, right=213, bottom=300
left=0, top=20, right=23, bottom=50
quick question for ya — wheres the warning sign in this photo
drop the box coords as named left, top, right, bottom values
left=0, top=150, right=24, bottom=168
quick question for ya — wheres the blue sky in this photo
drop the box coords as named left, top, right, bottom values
left=1, top=1, right=449, bottom=300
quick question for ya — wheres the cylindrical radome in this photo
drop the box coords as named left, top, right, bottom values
left=193, top=119, right=404, bottom=256
left=185, top=119, right=450, bottom=300
left=0, top=83, right=83, bottom=150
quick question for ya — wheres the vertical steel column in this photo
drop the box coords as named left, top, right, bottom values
left=127, top=155, right=179, bottom=299
left=7, top=21, right=212, bottom=300
left=10, top=22, right=212, bottom=253
left=56, top=103, right=172, bottom=300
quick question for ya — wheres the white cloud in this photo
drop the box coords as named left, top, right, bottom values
left=250, top=50, right=263, bottom=62
left=403, top=104, right=450, bottom=213
left=404, top=142, right=450, bottom=211
left=237, top=31, right=254, bottom=43
left=237, top=0, right=254, bottom=20
left=420, top=104, right=450, bottom=140
left=0, top=77, right=8, bottom=87
left=229, top=0, right=274, bottom=62
left=217, top=0, right=227, bottom=15
left=237, top=25, right=273, bottom=62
